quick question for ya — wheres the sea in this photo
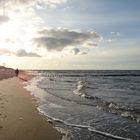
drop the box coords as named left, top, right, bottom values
left=25, top=70, right=140, bottom=140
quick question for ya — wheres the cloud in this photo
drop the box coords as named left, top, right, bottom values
left=4, top=38, right=14, bottom=43
left=0, top=16, right=9, bottom=24
left=0, top=0, right=68, bottom=9
left=72, top=48, right=88, bottom=55
left=38, top=0, right=68, bottom=8
left=107, top=39, right=113, bottom=43
left=16, top=49, right=41, bottom=57
left=0, top=48, right=40, bottom=57
left=33, top=28, right=100, bottom=51
left=0, top=48, right=12, bottom=55
left=72, top=48, right=80, bottom=55
left=80, top=51, right=88, bottom=55
left=110, top=32, right=121, bottom=37
left=87, top=42, right=98, bottom=47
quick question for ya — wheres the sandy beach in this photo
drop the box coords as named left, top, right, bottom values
left=0, top=68, right=62, bottom=140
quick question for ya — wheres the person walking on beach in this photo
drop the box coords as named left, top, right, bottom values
left=15, top=68, right=19, bottom=77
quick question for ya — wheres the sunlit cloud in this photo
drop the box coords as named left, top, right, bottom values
left=0, top=48, right=12, bottom=55
left=4, top=38, right=14, bottom=43
left=110, top=32, right=121, bottom=37
left=107, top=39, right=113, bottom=43
left=0, top=15, right=9, bottom=24
left=0, top=0, right=68, bottom=9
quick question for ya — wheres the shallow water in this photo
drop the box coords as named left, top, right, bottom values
left=25, top=70, right=140, bottom=140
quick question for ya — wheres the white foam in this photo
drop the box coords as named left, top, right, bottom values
left=23, top=76, right=47, bottom=103
left=73, top=80, right=86, bottom=96
left=88, top=128, right=132, bottom=140
left=38, top=107, right=133, bottom=140
left=48, top=102, right=65, bottom=109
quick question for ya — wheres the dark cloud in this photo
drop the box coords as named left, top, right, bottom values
left=33, top=28, right=100, bottom=51
left=0, top=16, right=9, bottom=24
left=72, top=48, right=88, bottom=55
left=0, top=48, right=41, bottom=57
left=34, top=37, right=75, bottom=51
left=72, top=48, right=80, bottom=55
left=16, top=49, right=41, bottom=57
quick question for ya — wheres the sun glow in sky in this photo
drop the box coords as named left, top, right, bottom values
left=0, top=0, right=140, bottom=69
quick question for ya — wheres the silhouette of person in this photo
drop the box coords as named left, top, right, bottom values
left=15, top=68, right=19, bottom=77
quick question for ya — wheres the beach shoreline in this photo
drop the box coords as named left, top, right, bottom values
left=0, top=66, right=15, bottom=80
left=0, top=68, right=62, bottom=140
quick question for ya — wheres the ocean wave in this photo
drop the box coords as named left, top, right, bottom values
left=72, top=80, right=140, bottom=123
left=81, top=93, right=140, bottom=123
left=37, top=78, right=140, bottom=123
left=25, top=73, right=140, bottom=140
left=73, top=80, right=87, bottom=96
left=40, top=72, right=140, bottom=78
left=38, top=107, right=133, bottom=140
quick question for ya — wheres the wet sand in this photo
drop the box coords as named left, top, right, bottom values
left=0, top=69, right=62, bottom=140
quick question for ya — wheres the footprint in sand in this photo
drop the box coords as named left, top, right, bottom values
left=0, top=114, right=7, bottom=119
left=1, top=106, right=4, bottom=109
left=0, top=125, right=3, bottom=129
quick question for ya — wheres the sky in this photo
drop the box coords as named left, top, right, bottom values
left=0, top=0, right=140, bottom=70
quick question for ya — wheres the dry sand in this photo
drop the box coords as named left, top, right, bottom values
left=0, top=73, right=62, bottom=140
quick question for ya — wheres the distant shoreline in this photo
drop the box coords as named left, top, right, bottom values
left=0, top=66, right=15, bottom=80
